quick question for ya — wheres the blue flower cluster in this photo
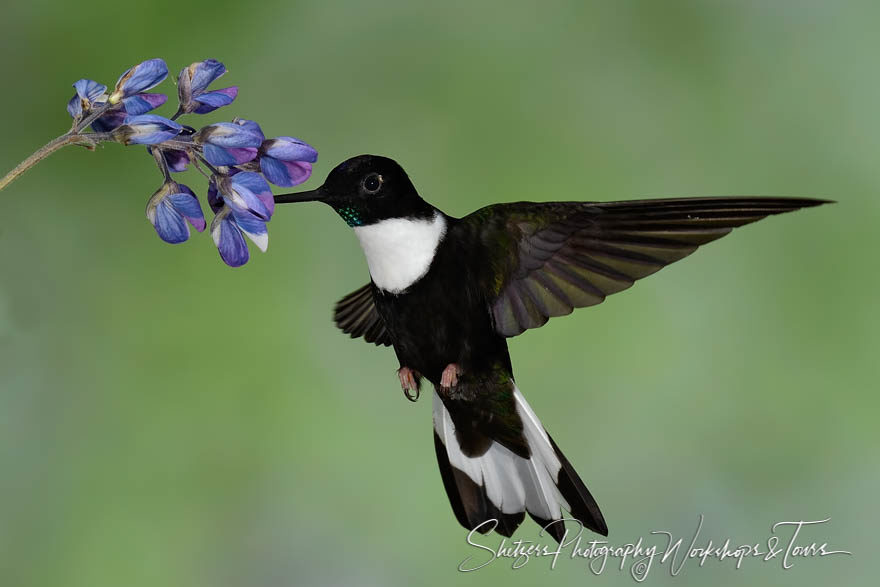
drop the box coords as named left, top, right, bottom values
left=67, top=58, right=317, bottom=267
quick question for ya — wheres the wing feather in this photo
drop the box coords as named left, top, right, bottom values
left=332, top=283, right=392, bottom=346
left=457, top=196, right=829, bottom=337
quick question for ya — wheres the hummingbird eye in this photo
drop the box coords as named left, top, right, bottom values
left=362, top=173, right=383, bottom=194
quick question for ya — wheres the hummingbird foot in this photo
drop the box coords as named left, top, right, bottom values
left=440, top=363, right=461, bottom=389
left=398, top=366, right=421, bottom=402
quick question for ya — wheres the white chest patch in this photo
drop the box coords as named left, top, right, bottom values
left=353, top=212, right=447, bottom=293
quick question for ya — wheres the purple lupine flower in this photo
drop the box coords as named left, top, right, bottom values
left=161, top=149, right=190, bottom=172
left=49, top=57, right=317, bottom=267
left=145, top=182, right=206, bottom=244
left=207, top=173, right=270, bottom=266
left=90, top=93, right=168, bottom=132
left=210, top=205, right=268, bottom=267
left=146, top=146, right=191, bottom=172
left=183, top=59, right=225, bottom=97
left=195, top=119, right=264, bottom=166
left=90, top=108, right=126, bottom=133
left=259, top=137, right=317, bottom=187
left=67, top=79, right=107, bottom=119
left=215, top=171, right=274, bottom=220
left=109, top=58, right=168, bottom=104
left=177, top=59, right=238, bottom=114
left=111, top=114, right=182, bottom=145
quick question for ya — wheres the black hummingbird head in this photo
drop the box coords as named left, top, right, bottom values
left=275, top=155, right=435, bottom=227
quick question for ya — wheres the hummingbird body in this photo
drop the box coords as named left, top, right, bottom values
left=277, top=155, right=828, bottom=541
left=358, top=212, right=506, bottom=384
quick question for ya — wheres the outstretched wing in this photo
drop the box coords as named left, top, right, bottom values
left=460, top=197, right=828, bottom=337
left=333, top=283, right=393, bottom=346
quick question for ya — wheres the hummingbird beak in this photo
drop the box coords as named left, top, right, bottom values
left=274, top=185, right=326, bottom=204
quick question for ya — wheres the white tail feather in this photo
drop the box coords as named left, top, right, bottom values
left=432, top=385, right=569, bottom=520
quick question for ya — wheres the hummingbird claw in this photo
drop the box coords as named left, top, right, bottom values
left=440, top=363, right=461, bottom=389
left=398, top=366, right=420, bottom=402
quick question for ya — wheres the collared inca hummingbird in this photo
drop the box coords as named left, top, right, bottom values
left=277, top=154, right=828, bottom=542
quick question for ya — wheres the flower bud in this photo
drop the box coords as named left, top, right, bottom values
left=259, top=136, right=318, bottom=187
left=145, top=182, right=205, bottom=244
left=109, top=58, right=168, bottom=104
left=177, top=59, right=238, bottom=114
left=112, top=114, right=182, bottom=145
left=216, top=171, right=273, bottom=220
left=195, top=119, right=264, bottom=165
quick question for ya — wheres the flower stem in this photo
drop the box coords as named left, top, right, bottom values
left=152, top=147, right=172, bottom=183
left=195, top=153, right=222, bottom=176
left=0, top=134, right=101, bottom=192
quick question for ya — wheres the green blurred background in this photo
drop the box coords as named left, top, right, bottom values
left=0, top=1, right=876, bottom=585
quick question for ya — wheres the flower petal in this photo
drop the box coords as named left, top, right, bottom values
left=123, top=127, right=179, bottom=145
left=122, top=93, right=167, bottom=115
left=196, top=121, right=264, bottom=148
left=190, top=59, right=227, bottom=95
left=114, top=114, right=182, bottom=145
left=261, top=157, right=312, bottom=187
left=231, top=171, right=274, bottom=217
left=261, top=137, right=318, bottom=163
left=232, top=210, right=268, bottom=252
left=167, top=185, right=205, bottom=232
left=232, top=118, right=265, bottom=141
left=220, top=173, right=270, bottom=219
left=74, top=79, right=107, bottom=102
left=67, top=79, right=107, bottom=118
left=178, top=60, right=231, bottom=113
left=90, top=108, right=126, bottom=132
left=211, top=209, right=249, bottom=267
left=207, top=177, right=223, bottom=213
left=192, top=87, right=238, bottom=114
left=202, top=144, right=258, bottom=166
left=67, top=94, right=83, bottom=119
left=111, top=58, right=168, bottom=103
left=124, top=113, right=180, bottom=126
left=153, top=199, right=190, bottom=243
left=162, top=149, right=190, bottom=172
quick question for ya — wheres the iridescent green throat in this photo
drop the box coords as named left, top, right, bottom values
left=338, top=206, right=364, bottom=227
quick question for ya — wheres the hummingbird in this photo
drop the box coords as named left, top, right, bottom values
left=276, top=155, right=828, bottom=542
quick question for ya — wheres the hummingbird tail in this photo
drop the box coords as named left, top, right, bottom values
left=432, top=385, right=607, bottom=542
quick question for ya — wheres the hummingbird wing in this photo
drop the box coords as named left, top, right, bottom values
left=333, top=283, right=392, bottom=346
left=465, top=197, right=828, bottom=337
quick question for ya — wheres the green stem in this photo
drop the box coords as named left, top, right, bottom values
left=0, top=134, right=102, bottom=192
